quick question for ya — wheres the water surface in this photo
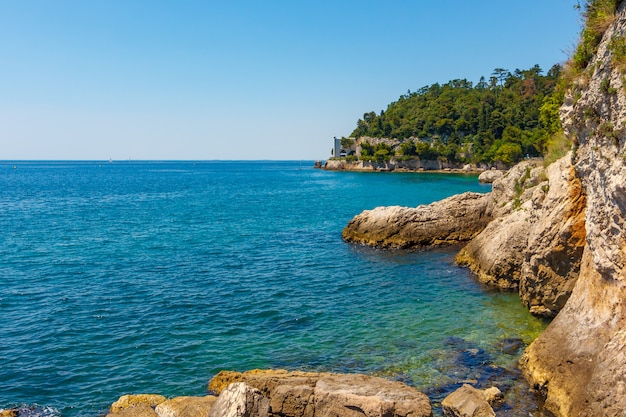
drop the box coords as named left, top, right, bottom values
left=0, top=161, right=546, bottom=416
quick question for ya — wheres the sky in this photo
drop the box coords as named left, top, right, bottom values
left=0, top=1, right=582, bottom=161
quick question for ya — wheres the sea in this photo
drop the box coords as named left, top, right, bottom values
left=0, top=161, right=549, bottom=417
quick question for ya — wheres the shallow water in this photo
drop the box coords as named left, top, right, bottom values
left=0, top=161, right=547, bottom=416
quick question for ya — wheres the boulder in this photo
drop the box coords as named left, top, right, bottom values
left=0, top=410, right=17, bottom=417
left=155, top=395, right=218, bottom=417
left=313, top=373, right=432, bottom=417
left=342, top=192, right=493, bottom=248
left=208, top=370, right=432, bottom=417
left=477, top=169, right=503, bottom=184
left=207, top=382, right=269, bottom=417
left=109, top=394, right=167, bottom=413
left=441, top=384, right=500, bottom=417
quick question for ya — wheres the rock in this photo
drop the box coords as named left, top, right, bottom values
left=520, top=2, right=626, bottom=415
left=456, top=154, right=585, bottom=315
left=441, top=384, right=496, bottom=417
left=155, top=395, right=217, bottom=417
left=455, top=207, right=529, bottom=290
left=494, top=338, right=524, bottom=356
left=518, top=155, right=586, bottom=317
left=110, top=394, right=167, bottom=413
left=210, top=369, right=318, bottom=417
left=106, top=404, right=158, bottom=417
left=209, top=369, right=320, bottom=395
left=0, top=410, right=18, bottom=417
left=477, top=169, right=503, bottom=184
left=314, top=373, right=432, bottom=417
left=207, top=382, right=269, bottom=417
left=342, top=192, right=493, bottom=248
left=480, top=387, right=503, bottom=406
left=208, top=369, right=432, bottom=417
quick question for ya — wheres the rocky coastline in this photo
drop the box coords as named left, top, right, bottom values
left=60, top=369, right=510, bottom=417
left=320, top=158, right=495, bottom=174
left=341, top=3, right=626, bottom=415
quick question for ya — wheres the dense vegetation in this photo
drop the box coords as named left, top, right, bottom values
left=347, top=65, right=564, bottom=164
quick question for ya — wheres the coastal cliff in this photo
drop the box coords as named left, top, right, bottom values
left=520, top=2, right=626, bottom=415
left=342, top=2, right=626, bottom=415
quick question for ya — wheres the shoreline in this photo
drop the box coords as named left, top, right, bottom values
left=315, top=158, right=518, bottom=176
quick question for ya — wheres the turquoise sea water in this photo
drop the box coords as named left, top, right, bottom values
left=0, top=161, right=547, bottom=416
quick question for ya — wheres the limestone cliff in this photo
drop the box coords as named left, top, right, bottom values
left=520, top=3, right=626, bottom=415
left=456, top=156, right=586, bottom=317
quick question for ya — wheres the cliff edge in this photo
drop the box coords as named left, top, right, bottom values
left=520, top=3, right=626, bottom=415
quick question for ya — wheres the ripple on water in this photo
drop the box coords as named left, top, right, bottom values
left=0, top=162, right=546, bottom=416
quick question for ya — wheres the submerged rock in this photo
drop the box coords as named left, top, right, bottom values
left=494, top=338, right=525, bottom=356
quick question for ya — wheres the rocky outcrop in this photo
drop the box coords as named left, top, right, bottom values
left=323, top=159, right=463, bottom=172
left=477, top=169, right=503, bottom=184
left=109, top=394, right=167, bottom=414
left=343, top=156, right=585, bottom=318
left=107, top=394, right=217, bottom=417
left=105, top=370, right=432, bottom=417
left=441, top=384, right=502, bottom=417
left=520, top=2, right=626, bottom=415
left=456, top=156, right=586, bottom=316
left=156, top=396, right=218, bottom=417
left=208, top=369, right=433, bottom=417
left=342, top=192, right=493, bottom=248
left=207, top=382, right=269, bottom=417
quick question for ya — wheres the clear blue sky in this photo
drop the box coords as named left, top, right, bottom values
left=1, top=0, right=581, bottom=160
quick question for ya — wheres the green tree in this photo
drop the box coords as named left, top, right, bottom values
left=340, top=137, right=355, bottom=149
left=493, top=142, right=523, bottom=164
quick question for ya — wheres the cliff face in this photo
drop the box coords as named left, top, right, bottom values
left=456, top=157, right=586, bottom=312
left=520, top=3, right=626, bottom=415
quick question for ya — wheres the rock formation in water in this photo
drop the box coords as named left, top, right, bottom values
left=343, top=157, right=586, bottom=318
left=208, top=369, right=432, bottom=417
left=342, top=192, right=493, bottom=248
left=104, top=370, right=433, bottom=417
left=441, top=384, right=502, bottom=417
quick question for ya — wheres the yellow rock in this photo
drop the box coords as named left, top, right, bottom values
left=109, top=394, right=167, bottom=413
